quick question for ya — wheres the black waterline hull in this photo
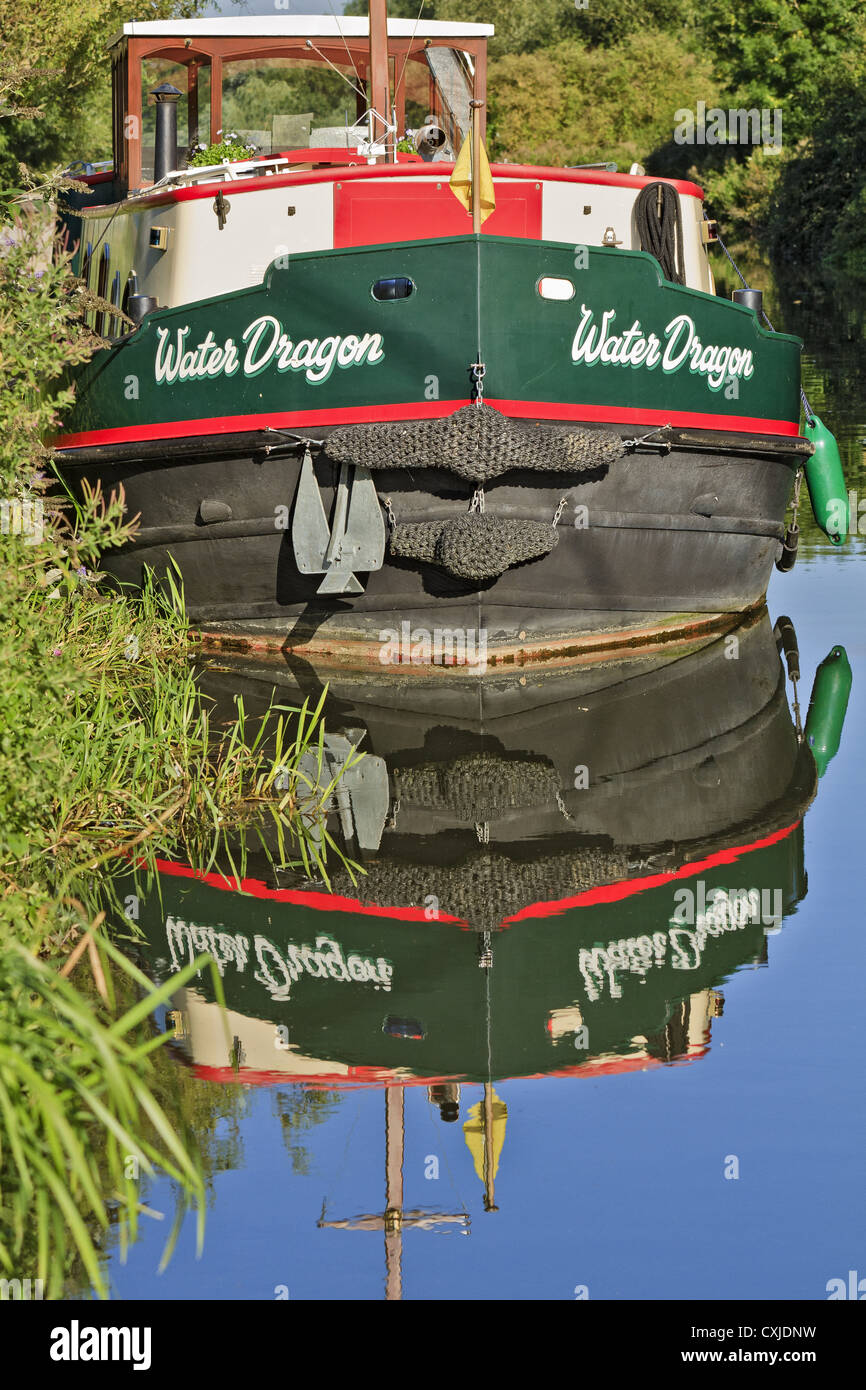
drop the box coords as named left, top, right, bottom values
left=57, top=422, right=806, bottom=642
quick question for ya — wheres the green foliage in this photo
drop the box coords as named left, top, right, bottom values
left=346, top=0, right=701, bottom=56
left=275, top=1089, right=340, bottom=1176
left=699, top=146, right=788, bottom=257
left=488, top=33, right=718, bottom=170
left=694, top=0, right=865, bottom=143
left=764, top=50, right=866, bottom=288
left=0, top=2, right=205, bottom=182
left=0, top=939, right=212, bottom=1297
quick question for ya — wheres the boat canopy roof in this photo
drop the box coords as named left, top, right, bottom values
left=110, top=17, right=495, bottom=47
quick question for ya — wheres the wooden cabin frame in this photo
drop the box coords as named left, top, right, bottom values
left=108, top=23, right=489, bottom=194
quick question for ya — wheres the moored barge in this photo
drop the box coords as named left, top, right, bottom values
left=53, top=9, right=847, bottom=663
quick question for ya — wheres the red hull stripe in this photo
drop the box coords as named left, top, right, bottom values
left=54, top=399, right=800, bottom=450
left=146, top=820, right=799, bottom=926
left=192, top=1064, right=464, bottom=1089
left=502, top=820, right=800, bottom=923
left=147, top=854, right=465, bottom=923
left=190, top=1048, right=707, bottom=1089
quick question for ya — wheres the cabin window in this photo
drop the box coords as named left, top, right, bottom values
left=109, top=269, right=122, bottom=337
left=121, top=271, right=138, bottom=332
left=537, top=276, right=575, bottom=301
left=221, top=56, right=376, bottom=158
left=81, top=241, right=93, bottom=292
left=79, top=241, right=95, bottom=328
left=95, top=244, right=110, bottom=336
left=372, top=277, right=415, bottom=301
left=141, top=58, right=211, bottom=183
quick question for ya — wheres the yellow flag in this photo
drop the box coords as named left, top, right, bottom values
left=463, top=1090, right=508, bottom=1182
left=449, top=131, right=496, bottom=224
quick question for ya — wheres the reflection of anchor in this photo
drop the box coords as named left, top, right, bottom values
left=292, top=447, right=385, bottom=594
left=298, top=731, right=389, bottom=853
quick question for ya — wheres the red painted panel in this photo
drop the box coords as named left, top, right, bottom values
left=334, top=178, right=542, bottom=247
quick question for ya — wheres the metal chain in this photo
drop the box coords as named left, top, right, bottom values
left=469, top=486, right=486, bottom=514
left=552, top=495, right=569, bottom=528
left=382, top=495, right=397, bottom=532
left=470, top=360, right=486, bottom=406
left=624, top=425, right=673, bottom=452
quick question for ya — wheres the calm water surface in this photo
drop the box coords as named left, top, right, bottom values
left=100, top=282, right=866, bottom=1302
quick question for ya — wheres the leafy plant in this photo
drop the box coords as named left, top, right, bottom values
left=188, top=132, right=258, bottom=167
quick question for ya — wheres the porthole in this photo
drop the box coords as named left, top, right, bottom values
left=537, top=276, right=575, bottom=301
left=372, top=276, right=415, bottom=301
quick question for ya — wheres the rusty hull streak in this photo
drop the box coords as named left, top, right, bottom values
left=193, top=604, right=765, bottom=677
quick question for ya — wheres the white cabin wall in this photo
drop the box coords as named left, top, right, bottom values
left=80, top=181, right=335, bottom=314
left=163, top=181, right=335, bottom=304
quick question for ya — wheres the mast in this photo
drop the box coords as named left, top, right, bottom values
left=368, top=0, right=393, bottom=158
left=384, top=1084, right=404, bottom=1300
left=319, top=1085, right=469, bottom=1300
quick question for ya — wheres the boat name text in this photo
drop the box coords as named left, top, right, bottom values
left=154, top=315, right=385, bottom=386
left=572, top=307, right=755, bottom=390
left=165, top=915, right=393, bottom=1000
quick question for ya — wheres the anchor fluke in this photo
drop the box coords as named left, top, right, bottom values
left=292, top=448, right=385, bottom=594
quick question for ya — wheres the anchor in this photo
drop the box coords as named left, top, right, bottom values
left=292, top=446, right=385, bottom=594
left=298, top=731, right=389, bottom=852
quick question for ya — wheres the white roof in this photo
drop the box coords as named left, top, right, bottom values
left=117, top=17, right=494, bottom=40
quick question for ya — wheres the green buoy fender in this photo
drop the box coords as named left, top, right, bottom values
left=803, top=414, right=848, bottom=544
left=804, top=645, right=852, bottom=777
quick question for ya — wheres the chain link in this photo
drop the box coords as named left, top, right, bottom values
left=470, top=360, right=486, bottom=406
left=382, top=495, right=397, bottom=532
left=469, top=486, right=486, bottom=514
left=552, top=495, right=569, bottom=528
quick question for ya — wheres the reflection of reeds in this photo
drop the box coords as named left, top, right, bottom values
left=0, top=937, right=222, bottom=1298
left=47, top=566, right=363, bottom=897
left=1, top=568, right=360, bottom=1299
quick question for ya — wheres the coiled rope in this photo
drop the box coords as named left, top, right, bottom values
left=635, top=182, right=685, bottom=286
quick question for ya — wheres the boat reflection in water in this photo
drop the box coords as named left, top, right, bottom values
left=121, top=607, right=849, bottom=1296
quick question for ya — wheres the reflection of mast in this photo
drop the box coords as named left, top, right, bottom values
left=483, top=1083, right=498, bottom=1212
left=463, top=931, right=507, bottom=1212
left=319, top=1085, right=469, bottom=1300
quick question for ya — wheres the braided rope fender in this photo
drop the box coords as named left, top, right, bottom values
left=390, top=514, right=559, bottom=582
left=326, top=402, right=625, bottom=483
left=395, top=752, right=563, bottom=821
left=331, top=846, right=632, bottom=931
